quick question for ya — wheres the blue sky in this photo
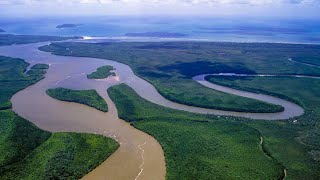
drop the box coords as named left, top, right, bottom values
left=0, top=0, right=319, bottom=18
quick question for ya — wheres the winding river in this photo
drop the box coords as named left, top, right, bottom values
left=0, top=41, right=312, bottom=179
left=288, top=58, right=320, bottom=69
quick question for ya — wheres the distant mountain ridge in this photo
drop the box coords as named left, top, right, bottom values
left=125, top=32, right=188, bottom=38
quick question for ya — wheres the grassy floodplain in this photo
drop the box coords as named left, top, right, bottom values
left=87, top=65, right=115, bottom=79
left=0, top=55, right=118, bottom=179
left=40, top=42, right=288, bottom=113
left=40, top=41, right=320, bottom=179
left=207, top=76, right=320, bottom=144
left=47, top=88, right=108, bottom=112
left=108, top=84, right=320, bottom=179
left=108, top=84, right=286, bottom=179
left=206, top=76, right=320, bottom=178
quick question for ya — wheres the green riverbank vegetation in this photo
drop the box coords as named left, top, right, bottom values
left=39, top=42, right=294, bottom=113
left=40, top=41, right=320, bottom=179
left=107, top=84, right=292, bottom=179
left=0, top=56, right=46, bottom=109
left=108, top=83, right=320, bottom=179
left=0, top=110, right=119, bottom=180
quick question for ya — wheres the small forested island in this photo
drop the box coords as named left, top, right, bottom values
left=56, top=24, right=82, bottom=29
left=47, top=88, right=109, bottom=112
left=125, top=32, right=188, bottom=38
left=87, top=65, right=116, bottom=79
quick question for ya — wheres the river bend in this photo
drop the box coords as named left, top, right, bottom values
left=0, top=42, right=312, bottom=179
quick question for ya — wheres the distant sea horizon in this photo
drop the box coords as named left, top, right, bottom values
left=1, top=16, right=320, bottom=44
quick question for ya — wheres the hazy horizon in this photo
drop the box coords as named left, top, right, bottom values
left=1, top=0, right=320, bottom=44
left=0, top=0, right=320, bottom=19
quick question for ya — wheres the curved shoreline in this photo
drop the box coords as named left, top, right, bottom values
left=0, top=42, right=313, bottom=178
left=192, top=74, right=306, bottom=120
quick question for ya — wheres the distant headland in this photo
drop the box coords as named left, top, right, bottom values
left=0, top=29, right=5, bottom=32
left=56, top=24, right=82, bottom=29
left=125, top=32, right=188, bottom=38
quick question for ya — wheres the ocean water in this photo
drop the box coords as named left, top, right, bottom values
left=0, top=16, right=320, bottom=44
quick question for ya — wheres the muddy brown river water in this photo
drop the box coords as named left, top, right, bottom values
left=0, top=42, right=308, bottom=179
